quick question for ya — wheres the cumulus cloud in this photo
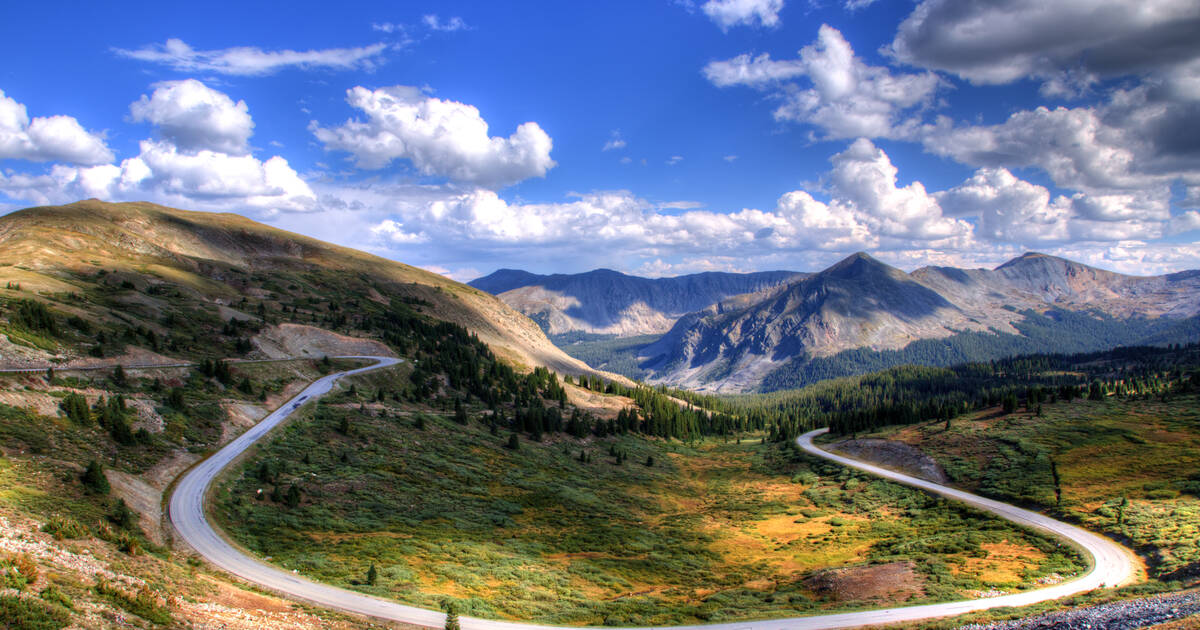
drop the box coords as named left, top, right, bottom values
left=0, top=90, right=113, bottom=165
left=130, top=79, right=254, bottom=154
left=312, top=86, right=556, bottom=188
left=920, top=85, right=1198, bottom=224
left=827, top=139, right=970, bottom=242
left=701, top=0, right=784, bottom=29
left=114, top=38, right=388, bottom=76
left=705, top=25, right=939, bottom=139
left=890, top=0, right=1200, bottom=92
left=356, top=138, right=982, bottom=270
left=1, top=81, right=315, bottom=215
left=938, top=168, right=1073, bottom=242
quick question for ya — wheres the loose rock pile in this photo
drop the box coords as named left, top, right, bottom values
left=961, top=590, right=1200, bottom=629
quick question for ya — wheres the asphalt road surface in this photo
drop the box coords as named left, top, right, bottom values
left=169, top=360, right=1136, bottom=630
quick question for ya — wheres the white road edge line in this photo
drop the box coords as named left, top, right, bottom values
left=169, top=362, right=1136, bottom=630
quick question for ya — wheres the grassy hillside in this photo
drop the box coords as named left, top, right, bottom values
left=214, top=363, right=1083, bottom=626
left=855, top=393, right=1200, bottom=584
left=0, top=360, right=391, bottom=629
left=0, top=199, right=598, bottom=375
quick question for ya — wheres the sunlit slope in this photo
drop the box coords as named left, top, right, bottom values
left=0, top=199, right=597, bottom=375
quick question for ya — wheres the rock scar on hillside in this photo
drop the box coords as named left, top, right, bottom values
left=251, top=323, right=395, bottom=359
left=830, top=438, right=950, bottom=484
left=804, top=560, right=924, bottom=602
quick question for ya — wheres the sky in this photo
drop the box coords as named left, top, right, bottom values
left=1, top=0, right=1199, bottom=280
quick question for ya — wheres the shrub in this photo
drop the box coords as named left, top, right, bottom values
left=41, top=517, right=87, bottom=540
left=80, top=461, right=109, bottom=495
left=0, top=594, right=70, bottom=630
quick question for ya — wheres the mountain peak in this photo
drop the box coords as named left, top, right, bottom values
left=825, top=251, right=894, bottom=276
left=996, top=251, right=1064, bottom=270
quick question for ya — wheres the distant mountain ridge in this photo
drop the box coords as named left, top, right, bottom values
left=640, top=252, right=1200, bottom=392
left=469, top=267, right=807, bottom=336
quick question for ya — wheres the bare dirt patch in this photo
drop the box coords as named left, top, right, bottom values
left=563, top=381, right=634, bottom=419
left=106, top=468, right=167, bottom=545
left=830, top=438, right=950, bottom=484
left=252, top=323, right=395, bottom=359
left=804, top=560, right=924, bottom=602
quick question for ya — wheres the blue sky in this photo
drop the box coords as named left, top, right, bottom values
left=2, top=0, right=1199, bottom=279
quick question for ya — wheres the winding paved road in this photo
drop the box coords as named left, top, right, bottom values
left=169, top=360, right=1135, bottom=630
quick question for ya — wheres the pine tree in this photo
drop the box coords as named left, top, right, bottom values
left=645, top=455, right=654, bottom=467
left=109, top=499, right=134, bottom=528
left=506, top=433, right=520, bottom=450
left=444, top=605, right=460, bottom=630
left=286, top=484, right=301, bottom=509
left=367, top=563, right=378, bottom=585
left=82, top=460, right=109, bottom=494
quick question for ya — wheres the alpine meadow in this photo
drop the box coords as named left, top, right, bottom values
left=2, top=2, right=1200, bottom=630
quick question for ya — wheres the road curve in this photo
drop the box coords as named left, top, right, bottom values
left=170, top=366, right=1135, bottom=630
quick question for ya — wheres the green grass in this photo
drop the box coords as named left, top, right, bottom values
left=860, top=393, right=1200, bottom=580
left=215, top=370, right=1084, bottom=626
left=0, top=595, right=70, bottom=630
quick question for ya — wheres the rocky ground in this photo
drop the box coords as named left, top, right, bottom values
left=961, top=589, right=1200, bottom=629
left=831, top=438, right=951, bottom=484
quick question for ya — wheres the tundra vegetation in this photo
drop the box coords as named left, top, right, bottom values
left=215, top=361, right=1084, bottom=625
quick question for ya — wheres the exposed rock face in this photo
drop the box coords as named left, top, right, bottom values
left=469, top=268, right=806, bottom=336
left=639, top=252, right=1200, bottom=392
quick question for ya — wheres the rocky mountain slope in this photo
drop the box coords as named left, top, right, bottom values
left=0, top=199, right=599, bottom=376
left=640, top=252, right=1200, bottom=392
left=469, top=267, right=805, bottom=336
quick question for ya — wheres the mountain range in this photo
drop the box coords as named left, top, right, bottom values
left=468, top=268, right=805, bottom=336
left=474, top=252, right=1200, bottom=392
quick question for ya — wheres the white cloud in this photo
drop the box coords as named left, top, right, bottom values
left=920, top=85, right=1199, bottom=225
left=705, top=25, right=940, bottom=139
left=130, top=79, right=254, bottom=154
left=827, top=138, right=971, bottom=242
left=666, top=155, right=683, bottom=166
left=1047, top=241, right=1200, bottom=276
left=0, top=90, right=113, bottom=165
left=702, top=0, right=784, bottom=29
left=422, top=15, right=469, bottom=32
left=724, top=155, right=738, bottom=162
left=890, top=0, right=1200, bottom=91
left=602, top=131, right=626, bottom=152
left=843, top=0, right=879, bottom=10
left=2, top=142, right=317, bottom=215
left=372, top=22, right=404, bottom=34
left=938, top=168, right=1073, bottom=242
left=113, top=38, right=388, bottom=76
left=311, top=86, right=555, bottom=188
left=0, top=82, right=315, bottom=215
left=1170, top=211, right=1200, bottom=234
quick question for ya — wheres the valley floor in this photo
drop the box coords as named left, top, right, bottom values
left=212, top=365, right=1084, bottom=626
